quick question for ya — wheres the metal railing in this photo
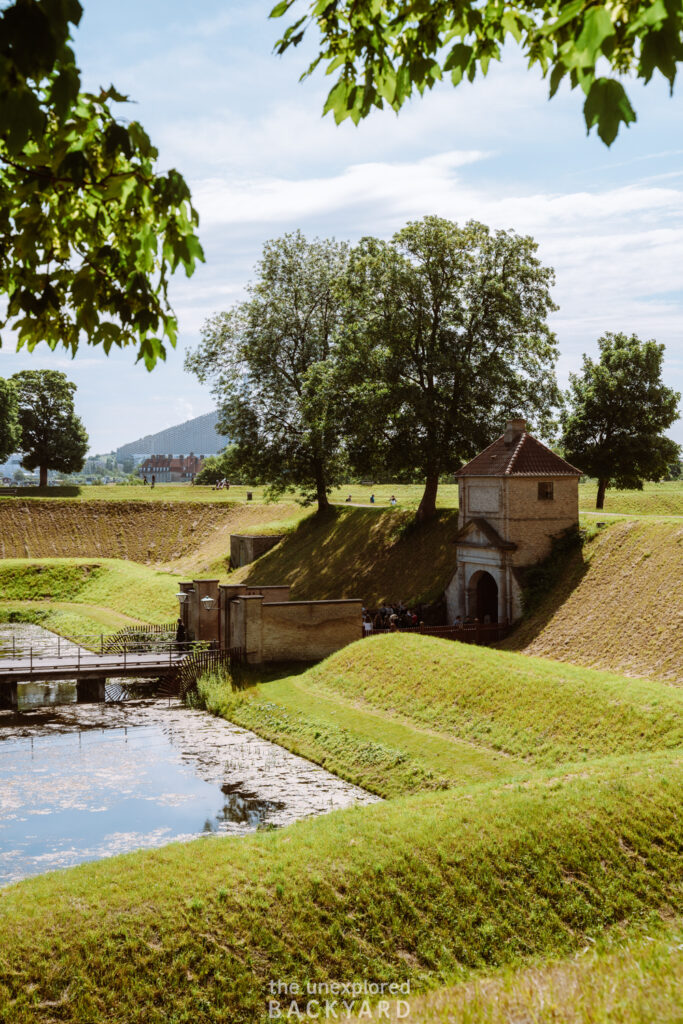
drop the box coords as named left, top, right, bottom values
left=366, top=622, right=511, bottom=645
left=0, top=636, right=215, bottom=677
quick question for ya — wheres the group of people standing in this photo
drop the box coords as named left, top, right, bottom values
left=363, top=601, right=420, bottom=634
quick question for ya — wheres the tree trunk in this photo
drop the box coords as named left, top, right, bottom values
left=314, top=464, right=329, bottom=513
left=596, top=478, right=607, bottom=509
left=39, top=465, right=48, bottom=489
left=416, top=472, right=439, bottom=524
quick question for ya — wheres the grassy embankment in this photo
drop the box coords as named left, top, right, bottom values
left=1, top=505, right=682, bottom=683
left=0, top=559, right=178, bottom=636
left=352, top=917, right=683, bottom=1023
left=0, top=498, right=301, bottom=573
left=504, top=519, right=683, bottom=685
left=0, top=739, right=681, bottom=1023
left=0, top=622, right=681, bottom=1020
left=199, top=634, right=683, bottom=796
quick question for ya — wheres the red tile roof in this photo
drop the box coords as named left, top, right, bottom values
left=456, top=432, right=582, bottom=477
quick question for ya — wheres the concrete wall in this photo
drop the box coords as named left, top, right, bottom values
left=230, top=534, right=284, bottom=568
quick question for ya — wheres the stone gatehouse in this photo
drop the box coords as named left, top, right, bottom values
left=445, top=419, right=581, bottom=625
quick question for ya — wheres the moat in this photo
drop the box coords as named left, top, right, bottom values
left=0, top=626, right=377, bottom=887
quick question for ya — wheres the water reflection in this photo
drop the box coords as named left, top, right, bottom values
left=0, top=699, right=378, bottom=886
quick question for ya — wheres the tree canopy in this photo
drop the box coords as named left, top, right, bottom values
left=560, top=332, right=681, bottom=508
left=0, top=376, right=20, bottom=463
left=11, top=369, right=89, bottom=487
left=0, top=0, right=203, bottom=369
left=185, top=232, right=351, bottom=512
left=271, top=0, right=683, bottom=145
left=341, top=216, right=560, bottom=521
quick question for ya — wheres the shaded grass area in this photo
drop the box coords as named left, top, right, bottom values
left=0, top=751, right=681, bottom=1024
left=233, top=506, right=461, bottom=606
left=358, top=917, right=683, bottom=1023
left=0, top=558, right=178, bottom=631
left=200, top=669, right=513, bottom=798
left=504, top=520, right=683, bottom=684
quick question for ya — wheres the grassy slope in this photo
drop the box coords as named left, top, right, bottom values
left=0, top=751, right=681, bottom=1024
left=0, top=499, right=301, bottom=570
left=0, top=558, right=178, bottom=633
left=504, top=520, right=683, bottom=684
left=200, top=636, right=683, bottom=796
left=232, top=506, right=461, bottom=605
left=356, top=918, right=683, bottom=1023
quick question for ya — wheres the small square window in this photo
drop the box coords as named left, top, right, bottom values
left=538, top=481, right=554, bottom=501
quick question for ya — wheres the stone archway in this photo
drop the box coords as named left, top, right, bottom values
left=467, top=570, right=499, bottom=623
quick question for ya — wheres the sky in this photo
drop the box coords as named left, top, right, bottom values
left=2, top=0, right=683, bottom=452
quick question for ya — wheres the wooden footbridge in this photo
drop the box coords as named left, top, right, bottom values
left=0, top=627, right=240, bottom=708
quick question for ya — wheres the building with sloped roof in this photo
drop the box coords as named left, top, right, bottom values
left=445, top=418, right=582, bottom=625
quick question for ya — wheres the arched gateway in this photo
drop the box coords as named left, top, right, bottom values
left=445, top=419, right=582, bottom=626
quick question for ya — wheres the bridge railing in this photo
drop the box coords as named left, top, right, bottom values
left=0, top=636, right=217, bottom=676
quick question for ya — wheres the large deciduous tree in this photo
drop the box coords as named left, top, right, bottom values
left=342, top=216, right=560, bottom=523
left=271, top=0, right=683, bottom=145
left=561, top=332, right=681, bottom=509
left=0, top=377, right=21, bottom=463
left=185, top=232, right=350, bottom=512
left=0, top=0, right=203, bottom=369
left=11, top=369, right=89, bottom=487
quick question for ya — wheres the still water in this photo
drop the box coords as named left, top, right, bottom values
left=0, top=627, right=378, bottom=886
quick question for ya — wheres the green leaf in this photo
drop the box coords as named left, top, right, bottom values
left=584, top=78, right=637, bottom=145
left=576, top=6, right=616, bottom=63
left=269, top=1, right=293, bottom=18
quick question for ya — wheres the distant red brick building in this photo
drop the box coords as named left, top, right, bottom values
left=139, top=454, right=203, bottom=482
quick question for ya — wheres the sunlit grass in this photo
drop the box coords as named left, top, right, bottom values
left=0, top=750, right=680, bottom=1023
left=353, top=917, right=683, bottom=1023
left=200, top=634, right=683, bottom=793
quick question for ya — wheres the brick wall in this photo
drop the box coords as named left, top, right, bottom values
left=459, top=475, right=578, bottom=566
left=226, top=595, right=362, bottom=664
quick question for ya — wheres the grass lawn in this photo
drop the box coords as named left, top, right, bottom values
left=4, top=479, right=681, bottom=516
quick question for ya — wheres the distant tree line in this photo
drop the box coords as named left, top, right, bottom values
left=186, top=217, right=681, bottom=516
left=0, top=370, right=88, bottom=486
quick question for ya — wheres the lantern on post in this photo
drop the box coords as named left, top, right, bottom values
left=201, top=594, right=216, bottom=611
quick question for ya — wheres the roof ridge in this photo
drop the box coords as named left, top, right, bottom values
left=505, top=431, right=527, bottom=475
